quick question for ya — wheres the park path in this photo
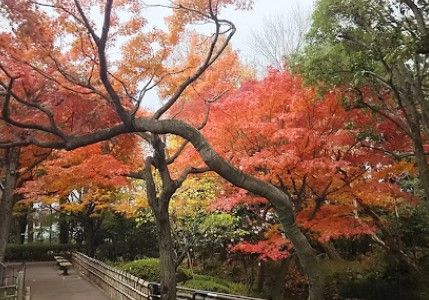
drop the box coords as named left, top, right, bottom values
left=25, top=261, right=110, bottom=300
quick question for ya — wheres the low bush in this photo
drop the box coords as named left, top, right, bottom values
left=118, top=258, right=192, bottom=282
left=5, top=243, right=79, bottom=261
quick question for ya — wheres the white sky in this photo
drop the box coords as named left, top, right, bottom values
left=140, top=0, right=315, bottom=110
left=142, top=0, right=314, bottom=61
left=222, top=0, right=315, bottom=59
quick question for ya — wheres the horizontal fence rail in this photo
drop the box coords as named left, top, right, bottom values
left=71, top=252, right=265, bottom=300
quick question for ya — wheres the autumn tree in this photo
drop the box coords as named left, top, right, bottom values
left=0, top=1, right=323, bottom=299
left=205, top=71, right=417, bottom=274
left=20, top=136, right=144, bottom=256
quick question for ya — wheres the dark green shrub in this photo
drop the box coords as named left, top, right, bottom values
left=340, top=264, right=418, bottom=300
left=5, top=243, right=79, bottom=261
left=118, top=258, right=191, bottom=282
left=97, top=213, right=159, bottom=261
left=390, top=204, right=429, bottom=249
left=181, top=275, right=246, bottom=295
left=320, top=255, right=422, bottom=300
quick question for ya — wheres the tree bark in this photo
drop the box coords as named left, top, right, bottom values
left=59, top=214, right=69, bottom=244
left=393, top=67, right=429, bottom=201
left=412, top=133, right=429, bottom=200
left=283, top=223, right=323, bottom=300
left=18, top=211, right=27, bottom=244
left=154, top=202, right=177, bottom=300
left=59, top=198, right=69, bottom=244
left=84, top=219, right=97, bottom=257
left=27, top=206, right=34, bottom=243
left=0, top=147, right=20, bottom=262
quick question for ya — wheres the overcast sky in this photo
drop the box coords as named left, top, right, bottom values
left=143, top=0, right=315, bottom=59
left=222, top=0, right=315, bottom=58
left=139, top=0, right=316, bottom=110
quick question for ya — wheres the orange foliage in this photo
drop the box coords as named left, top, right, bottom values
left=19, top=136, right=144, bottom=215
left=204, top=71, right=415, bottom=257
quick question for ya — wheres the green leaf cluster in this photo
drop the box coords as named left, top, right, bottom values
left=292, top=0, right=427, bottom=88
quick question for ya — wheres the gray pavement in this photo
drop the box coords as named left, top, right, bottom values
left=25, top=261, right=110, bottom=300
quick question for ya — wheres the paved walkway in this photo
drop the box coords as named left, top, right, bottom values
left=25, top=261, right=109, bottom=300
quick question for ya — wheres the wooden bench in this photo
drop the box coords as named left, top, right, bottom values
left=54, top=256, right=73, bottom=275
left=58, top=261, right=72, bottom=276
left=55, top=257, right=68, bottom=267
left=56, top=258, right=68, bottom=264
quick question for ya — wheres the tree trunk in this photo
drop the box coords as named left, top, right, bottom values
left=412, top=134, right=429, bottom=200
left=18, top=212, right=27, bottom=244
left=84, top=219, right=97, bottom=257
left=282, top=222, right=323, bottom=300
left=154, top=202, right=177, bottom=300
left=59, top=214, right=69, bottom=244
left=58, top=197, right=69, bottom=244
left=396, top=77, right=429, bottom=200
left=0, top=148, right=20, bottom=262
left=27, top=207, right=34, bottom=243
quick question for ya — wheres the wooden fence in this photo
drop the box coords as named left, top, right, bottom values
left=72, top=252, right=151, bottom=300
left=71, top=252, right=265, bottom=300
left=0, top=263, right=6, bottom=287
left=0, top=264, right=26, bottom=300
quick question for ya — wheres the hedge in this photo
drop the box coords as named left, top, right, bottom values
left=5, top=243, right=79, bottom=261
left=118, top=259, right=247, bottom=295
left=118, top=258, right=192, bottom=282
left=181, top=275, right=247, bottom=295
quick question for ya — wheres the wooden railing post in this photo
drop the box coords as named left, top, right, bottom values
left=0, top=262, right=6, bottom=287
left=16, top=270, right=25, bottom=300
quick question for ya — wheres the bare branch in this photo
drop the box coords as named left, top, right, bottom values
left=153, top=2, right=236, bottom=119
left=0, top=78, right=64, bottom=138
left=73, top=0, right=132, bottom=127
left=175, top=166, right=211, bottom=187
left=73, top=0, right=100, bottom=43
